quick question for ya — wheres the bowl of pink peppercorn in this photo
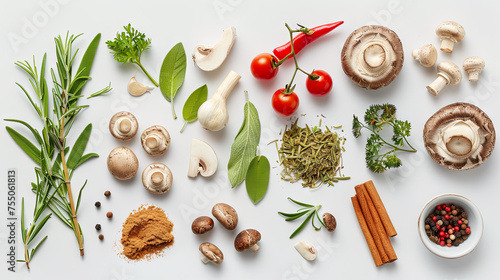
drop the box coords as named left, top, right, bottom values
left=418, top=193, right=483, bottom=258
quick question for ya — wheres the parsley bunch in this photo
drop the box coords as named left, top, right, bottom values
left=352, top=104, right=417, bottom=173
left=106, top=24, right=158, bottom=86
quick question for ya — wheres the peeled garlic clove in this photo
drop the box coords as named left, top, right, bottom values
left=294, top=241, right=317, bottom=261
left=128, top=76, right=155, bottom=96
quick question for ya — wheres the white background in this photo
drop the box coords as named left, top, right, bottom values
left=1, top=0, right=499, bottom=279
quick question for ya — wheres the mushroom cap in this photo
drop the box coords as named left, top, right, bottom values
left=322, top=213, right=337, bottom=232
left=211, top=203, right=238, bottom=230
left=413, top=44, right=437, bottom=67
left=436, top=21, right=465, bottom=42
left=234, top=229, right=261, bottom=252
left=463, top=56, right=485, bottom=71
left=107, top=146, right=139, bottom=180
left=437, top=61, right=462, bottom=85
left=199, top=242, right=223, bottom=264
left=141, top=163, right=173, bottom=194
left=109, top=111, right=139, bottom=141
left=141, top=125, right=171, bottom=156
left=423, top=102, right=495, bottom=170
left=188, top=139, right=218, bottom=178
left=341, top=25, right=404, bottom=89
left=192, top=216, right=214, bottom=234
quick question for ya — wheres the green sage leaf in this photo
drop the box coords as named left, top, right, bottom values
left=75, top=153, right=99, bottom=169
left=181, top=84, right=208, bottom=132
left=71, top=33, right=101, bottom=96
left=67, top=124, right=92, bottom=170
left=5, top=127, right=41, bottom=165
left=245, top=155, right=270, bottom=204
left=159, top=42, right=186, bottom=119
left=227, top=101, right=261, bottom=188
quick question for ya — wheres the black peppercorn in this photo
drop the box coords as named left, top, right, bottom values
left=95, top=201, right=101, bottom=207
left=95, top=224, right=101, bottom=230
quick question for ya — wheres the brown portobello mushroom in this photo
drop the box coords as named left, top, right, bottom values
left=199, top=242, right=223, bottom=264
left=234, top=229, right=261, bottom=252
left=109, top=111, right=139, bottom=141
left=423, top=102, right=495, bottom=170
left=192, top=216, right=214, bottom=234
left=341, top=25, right=404, bottom=90
left=212, top=203, right=238, bottom=230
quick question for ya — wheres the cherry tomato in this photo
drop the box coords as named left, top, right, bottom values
left=251, top=53, right=279, bottom=80
left=306, top=70, right=333, bottom=96
left=272, top=89, right=299, bottom=116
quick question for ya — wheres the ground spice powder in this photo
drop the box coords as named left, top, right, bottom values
left=121, top=205, right=174, bottom=260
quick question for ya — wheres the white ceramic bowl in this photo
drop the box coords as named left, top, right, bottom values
left=418, top=193, right=483, bottom=258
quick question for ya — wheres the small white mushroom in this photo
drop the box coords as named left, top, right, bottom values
left=193, top=27, right=236, bottom=71
left=109, top=111, right=139, bottom=141
left=127, top=76, right=155, bottom=96
left=141, top=125, right=170, bottom=156
left=234, top=229, right=261, bottom=252
left=426, top=61, right=462, bottom=96
left=199, top=242, right=223, bottom=264
left=294, top=241, right=317, bottom=261
left=187, top=139, right=218, bottom=178
left=463, top=56, right=485, bottom=82
left=107, top=146, right=139, bottom=180
left=142, top=163, right=173, bottom=194
left=436, top=21, right=465, bottom=53
left=412, top=44, right=438, bottom=67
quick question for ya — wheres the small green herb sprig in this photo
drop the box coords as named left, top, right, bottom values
left=352, top=104, right=417, bottom=173
left=106, top=24, right=158, bottom=87
left=278, top=197, right=326, bottom=238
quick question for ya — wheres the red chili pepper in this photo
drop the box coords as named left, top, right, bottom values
left=273, top=21, right=344, bottom=60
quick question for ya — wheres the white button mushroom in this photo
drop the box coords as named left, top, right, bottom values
left=436, top=21, right=465, bottom=53
left=463, top=56, right=485, bottom=82
left=109, top=111, right=139, bottom=141
left=141, top=163, right=173, bottom=194
left=294, top=241, right=317, bottom=261
left=107, top=146, right=139, bottom=180
left=412, top=44, right=438, bottom=67
left=234, top=229, right=261, bottom=252
left=187, top=139, right=218, bottom=178
left=199, top=242, right=223, bottom=264
left=423, top=102, right=496, bottom=170
left=212, top=203, right=238, bottom=230
left=127, top=75, right=155, bottom=97
left=141, top=125, right=170, bottom=156
left=192, top=27, right=236, bottom=72
left=426, top=61, right=461, bottom=96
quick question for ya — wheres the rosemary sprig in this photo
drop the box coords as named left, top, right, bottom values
left=5, top=32, right=110, bottom=268
left=278, top=197, right=327, bottom=238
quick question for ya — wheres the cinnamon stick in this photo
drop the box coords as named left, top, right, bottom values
left=361, top=184, right=397, bottom=262
left=351, top=196, right=383, bottom=267
left=364, top=180, right=397, bottom=237
left=355, top=185, right=389, bottom=264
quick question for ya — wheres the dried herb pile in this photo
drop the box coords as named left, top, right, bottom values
left=277, top=120, right=349, bottom=188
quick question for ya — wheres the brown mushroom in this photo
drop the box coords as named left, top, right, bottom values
left=322, top=213, right=337, bottom=232
left=212, top=203, right=238, bottom=230
left=141, top=125, right=170, bottom=156
left=141, top=163, right=173, bottom=194
left=199, top=242, right=223, bottom=264
left=341, top=25, right=404, bottom=89
left=107, top=146, right=139, bottom=180
left=234, top=229, right=261, bottom=252
left=423, top=102, right=495, bottom=170
left=109, top=111, right=139, bottom=141
left=192, top=216, right=214, bottom=234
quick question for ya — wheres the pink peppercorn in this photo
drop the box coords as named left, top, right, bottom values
left=445, top=207, right=451, bottom=212
left=436, top=205, right=442, bottom=210
left=433, top=216, right=437, bottom=222
left=447, top=243, right=452, bottom=247
left=439, top=231, right=445, bottom=237
left=466, top=228, right=471, bottom=234
left=454, top=226, right=460, bottom=232
left=440, top=240, right=445, bottom=246
left=458, top=220, right=463, bottom=225
left=436, top=225, right=441, bottom=230
left=445, top=215, right=450, bottom=220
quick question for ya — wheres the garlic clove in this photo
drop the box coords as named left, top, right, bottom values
left=128, top=76, right=155, bottom=96
left=294, top=241, right=317, bottom=261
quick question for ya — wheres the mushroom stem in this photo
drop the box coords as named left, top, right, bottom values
left=200, top=255, right=210, bottom=264
left=119, top=119, right=132, bottom=134
left=151, top=172, right=164, bottom=186
left=145, top=136, right=159, bottom=149
left=468, top=71, right=480, bottom=82
left=427, top=75, right=449, bottom=96
left=249, top=244, right=260, bottom=252
left=440, top=38, right=456, bottom=53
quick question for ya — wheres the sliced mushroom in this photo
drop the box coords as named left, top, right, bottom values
left=141, top=163, right=173, bottom=194
left=234, top=229, right=261, bottom=252
left=294, top=241, right=317, bottom=261
left=127, top=76, right=155, bottom=96
left=107, top=146, right=139, bottom=180
left=188, top=139, right=218, bottom=178
left=436, top=21, right=465, bottom=53
left=192, top=216, right=214, bottom=235
left=212, top=203, right=238, bottom=230
left=463, top=56, right=485, bottom=82
left=199, top=242, right=223, bottom=264
left=193, top=27, right=236, bottom=71
left=141, top=125, right=170, bottom=156
left=412, top=44, right=437, bottom=67
left=109, top=111, right=139, bottom=141
left=423, top=102, right=495, bottom=170
left=341, top=25, right=404, bottom=89
left=426, top=61, right=461, bottom=96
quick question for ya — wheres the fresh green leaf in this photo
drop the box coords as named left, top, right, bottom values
left=288, top=197, right=314, bottom=208
left=159, top=42, right=187, bottom=119
left=5, top=127, right=41, bottom=165
left=87, top=82, right=112, bottom=99
left=67, top=124, right=92, bottom=170
left=352, top=115, right=362, bottom=138
left=75, top=153, right=99, bottom=169
left=278, top=197, right=325, bottom=239
left=245, top=155, right=270, bottom=204
left=71, top=33, right=101, bottom=96
left=227, top=101, right=261, bottom=188
left=181, top=84, right=208, bottom=132
left=284, top=210, right=311, bottom=221
left=289, top=212, right=314, bottom=239
left=4, top=119, right=43, bottom=145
